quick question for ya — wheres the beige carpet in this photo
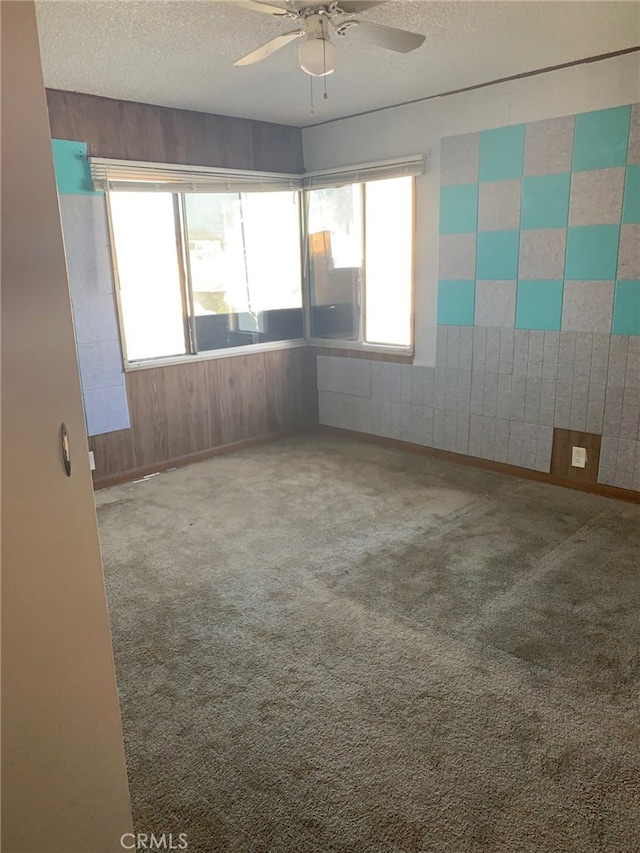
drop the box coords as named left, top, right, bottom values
left=96, top=434, right=640, bottom=853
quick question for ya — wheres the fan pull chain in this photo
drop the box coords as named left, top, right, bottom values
left=309, top=75, right=315, bottom=116
left=323, top=37, right=329, bottom=100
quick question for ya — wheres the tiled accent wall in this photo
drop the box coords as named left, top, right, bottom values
left=53, top=140, right=130, bottom=436
left=317, top=102, right=640, bottom=494
left=318, top=332, right=640, bottom=492
left=437, top=104, right=639, bottom=334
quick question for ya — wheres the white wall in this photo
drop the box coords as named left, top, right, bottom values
left=302, top=52, right=640, bottom=365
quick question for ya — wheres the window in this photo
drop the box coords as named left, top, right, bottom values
left=109, top=189, right=303, bottom=363
left=184, top=192, right=302, bottom=352
left=109, top=193, right=188, bottom=361
left=307, top=176, right=414, bottom=348
left=99, top=157, right=419, bottom=365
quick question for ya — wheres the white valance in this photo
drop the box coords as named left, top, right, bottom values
left=89, top=158, right=302, bottom=193
left=302, top=155, right=424, bottom=190
left=89, top=155, right=425, bottom=194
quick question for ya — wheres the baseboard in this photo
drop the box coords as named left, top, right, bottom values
left=92, top=429, right=303, bottom=490
left=318, top=425, right=640, bottom=505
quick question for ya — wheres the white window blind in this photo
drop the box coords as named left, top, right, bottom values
left=302, top=155, right=424, bottom=190
left=89, top=155, right=425, bottom=193
left=89, top=158, right=303, bottom=193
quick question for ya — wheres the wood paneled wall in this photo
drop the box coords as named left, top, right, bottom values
left=48, top=89, right=311, bottom=484
left=46, top=89, right=303, bottom=173
left=89, top=348, right=318, bottom=485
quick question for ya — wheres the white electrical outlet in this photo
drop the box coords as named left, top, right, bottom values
left=88, top=450, right=96, bottom=471
left=571, top=446, right=587, bottom=469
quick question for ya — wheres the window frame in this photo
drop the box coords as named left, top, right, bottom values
left=305, top=176, right=416, bottom=356
left=102, top=165, right=418, bottom=371
left=105, top=187, right=309, bottom=370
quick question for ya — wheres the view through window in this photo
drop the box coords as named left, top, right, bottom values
left=108, top=175, right=414, bottom=364
left=307, top=176, right=413, bottom=347
left=109, top=190, right=303, bottom=360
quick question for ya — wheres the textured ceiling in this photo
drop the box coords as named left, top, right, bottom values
left=36, top=0, right=639, bottom=128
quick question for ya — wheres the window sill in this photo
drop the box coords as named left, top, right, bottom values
left=309, top=339, right=414, bottom=363
left=124, top=338, right=307, bottom=371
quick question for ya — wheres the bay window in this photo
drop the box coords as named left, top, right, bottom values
left=95, top=156, right=419, bottom=367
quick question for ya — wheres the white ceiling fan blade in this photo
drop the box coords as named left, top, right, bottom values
left=348, top=21, right=425, bottom=53
left=234, top=30, right=304, bottom=66
left=229, top=1, right=291, bottom=17
left=333, top=2, right=387, bottom=12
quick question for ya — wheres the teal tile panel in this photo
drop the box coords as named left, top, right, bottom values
left=479, top=125, right=525, bottom=182
left=612, top=280, right=640, bottom=335
left=515, top=280, right=564, bottom=331
left=565, top=225, right=620, bottom=280
left=51, top=139, right=100, bottom=195
left=572, top=105, right=631, bottom=172
left=477, top=230, right=520, bottom=280
left=437, top=280, right=475, bottom=326
left=439, top=183, right=478, bottom=234
left=622, top=164, right=640, bottom=224
left=521, top=173, right=571, bottom=230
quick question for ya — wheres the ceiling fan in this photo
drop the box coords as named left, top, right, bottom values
left=228, top=1, right=426, bottom=77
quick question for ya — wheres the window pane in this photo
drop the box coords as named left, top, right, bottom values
left=184, top=192, right=303, bottom=351
left=109, top=192, right=186, bottom=361
left=365, top=177, right=413, bottom=347
left=307, top=185, right=362, bottom=341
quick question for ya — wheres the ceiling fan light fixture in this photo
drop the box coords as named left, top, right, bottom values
left=298, top=36, right=337, bottom=77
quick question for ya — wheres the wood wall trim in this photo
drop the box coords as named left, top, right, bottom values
left=92, top=430, right=303, bottom=489
left=46, top=89, right=303, bottom=173
left=319, top=425, right=640, bottom=504
left=310, top=347, right=413, bottom=363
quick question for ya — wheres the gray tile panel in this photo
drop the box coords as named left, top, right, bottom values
left=456, top=412, right=470, bottom=454
left=433, top=408, right=445, bottom=449
left=72, top=294, right=120, bottom=346
left=524, top=115, right=575, bottom=176
left=401, top=363, right=413, bottom=403
left=444, top=410, right=458, bottom=451
left=514, top=329, right=530, bottom=362
left=316, top=325, right=637, bottom=491
left=77, top=341, right=125, bottom=393
left=617, top=224, right=640, bottom=280
left=459, top=326, right=474, bottom=370
left=441, top=132, right=480, bottom=185
left=628, top=103, right=640, bottom=165
left=570, top=382, right=589, bottom=431
left=473, top=326, right=487, bottom=369
left=481, top=417, right=496, bottom=460
left=518, top=228, right=567, bottom=279
left=510, top=376, right=527, bottom=423
left=470, top=370, right=485, bottom=416
left=439, top=233, right=477, bottom=279
left=494, top=418, right=510, bottom=463
left=423, top=367, right=435, bottom=405
left=389, top=363, right=403, bottom=403
left=475, top=281, right=517, bottom=328
left=436, top=325, right=448, bottom=366
left=83, top=386, right=130, bottom=436
left=568, top=167, right=625, bottom=226
left=422, top=406, right=434, bottom=446
left=60, top=194, right=115, bottom=297
left=469, top=414, right=483, bottom=458
left=478, top=180, right=522, bottom=231
left=561, top=281, right=615, bottom=333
